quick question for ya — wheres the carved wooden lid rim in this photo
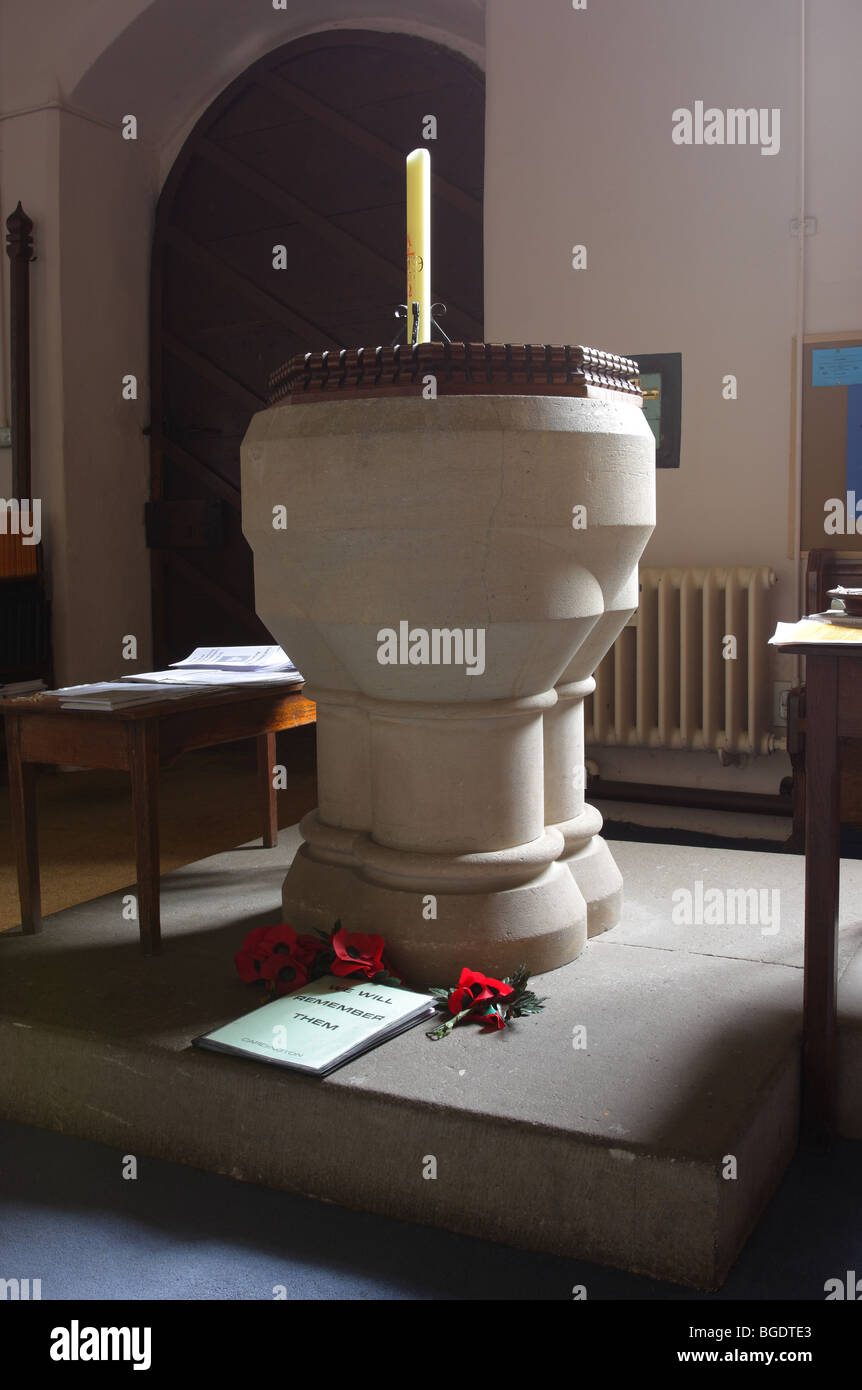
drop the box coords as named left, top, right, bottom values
left=268, top=343, right=643, bottom=405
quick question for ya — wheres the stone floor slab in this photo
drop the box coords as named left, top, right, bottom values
left=1, top=831, right=860, bottom=1288
left=607, top=840, right=862, bottom=970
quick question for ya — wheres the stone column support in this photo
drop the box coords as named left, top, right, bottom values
left=544, top=676, right=621, bottom=936
left=285, top=686, right=587, bottom=983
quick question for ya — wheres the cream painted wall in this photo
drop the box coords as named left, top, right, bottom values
left=483, top=0, right=861, bottom=795
left=805, top=0, right=862, bottom=333
left=0, top=1, right=152, bottom=110
left=56, top=112, right=155, bottom=682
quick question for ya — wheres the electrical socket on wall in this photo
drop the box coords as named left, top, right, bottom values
left=773, top=681, right=793, bottom=726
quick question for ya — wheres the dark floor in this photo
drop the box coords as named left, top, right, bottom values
left=0, top=1118, right=858, bottom=1300
left=602, top=817, right=862, bottom=859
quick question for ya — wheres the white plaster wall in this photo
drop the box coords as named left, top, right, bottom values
left=0, top=1, right=150, bottom=110
left=804, top=0, right=862, bottom=334
left=56, top=112, right=155, bottom=682
left=483, top=0, right=860, bottom=797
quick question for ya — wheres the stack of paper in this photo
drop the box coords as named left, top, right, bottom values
left=0, top=678, right=46, bottom=697
left=54, top=682, right=195, bottom=711
left=49, top=647, right=304, bottom=710
left=123, top=668, right=301, bottom=687
left=123, top=645, right=303, bottom=688
left=171, top=646, right=299, bottom=673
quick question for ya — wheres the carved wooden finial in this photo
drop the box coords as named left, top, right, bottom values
left=6, top=202, right=35, bottom=261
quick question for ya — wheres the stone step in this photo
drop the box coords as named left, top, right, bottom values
left=1, top=831, right=860, bottom=1290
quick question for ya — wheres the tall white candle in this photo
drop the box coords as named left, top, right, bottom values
left=406, top=148, right=431, bottom=344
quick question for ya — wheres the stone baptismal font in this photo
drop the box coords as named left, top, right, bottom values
left=242, top=342, right=655, bottom=985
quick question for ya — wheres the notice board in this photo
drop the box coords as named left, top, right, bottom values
left=802, top=333, right=862, bottom=551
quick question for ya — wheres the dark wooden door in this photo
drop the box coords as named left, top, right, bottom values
left=150, top=31, right=485, bottom=664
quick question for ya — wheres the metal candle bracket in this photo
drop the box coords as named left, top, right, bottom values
left=391, top=301, right=451, bottom=346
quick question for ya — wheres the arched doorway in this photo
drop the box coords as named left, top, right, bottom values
left=150, top=29, right=485, bottom=663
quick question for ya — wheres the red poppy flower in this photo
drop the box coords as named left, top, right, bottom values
left=330, top=927, right=386, bottom=979
left=234, top=923, right=319, bottom=988
left=448, top=968, right=514, bottom=1016
left=234, top=925, right=276, bottom=983
left=258, top=953, right=310, bottom=996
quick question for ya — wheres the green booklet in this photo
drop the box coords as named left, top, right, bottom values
left=193, top=974, right=438, bottom=1076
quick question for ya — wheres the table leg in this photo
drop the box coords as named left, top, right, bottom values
left=802, top=654, right=840, bottom=1140
left=128, top=721, right=161, bottom=955
left=257, top=731, right=278, bottom=848
left=5, top=713, right=42, bottom=933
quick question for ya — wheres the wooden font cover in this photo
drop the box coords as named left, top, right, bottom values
left=269, top=343, right=644, bottom=405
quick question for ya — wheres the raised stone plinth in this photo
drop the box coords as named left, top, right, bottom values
left=242, top=367, right=655, bottom=983
left=3, top=831, right=862, bottom=1289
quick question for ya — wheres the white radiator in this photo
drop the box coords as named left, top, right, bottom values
left=584, top=566, right=779, bottom=756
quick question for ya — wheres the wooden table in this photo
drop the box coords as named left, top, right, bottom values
left=782, top=643, right=862, bottom=1139
left=1, top=684, right=316, bottom=955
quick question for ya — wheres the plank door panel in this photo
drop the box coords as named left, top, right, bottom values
left=151, top=31, right=485, bottom=663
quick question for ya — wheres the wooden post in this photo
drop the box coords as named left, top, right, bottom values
left=802, top=653, right=841, bottom=1139
left=5, top=203, right=35, bottom=500
left=5, top=712, right=42, bottom=934
left=128, top=721, right=162, bottom=955
left=257, top=731, right=279, bottom=847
